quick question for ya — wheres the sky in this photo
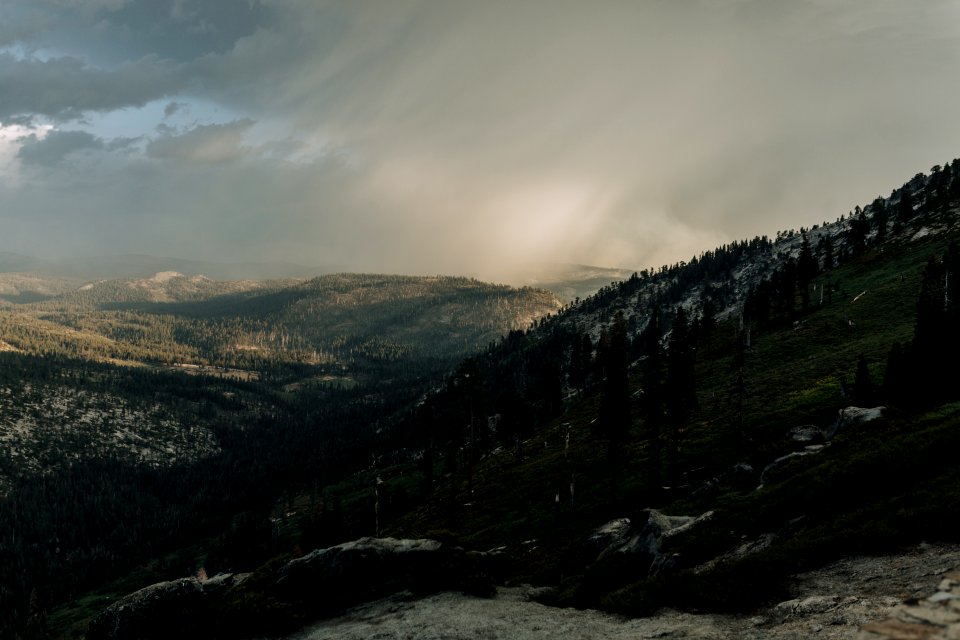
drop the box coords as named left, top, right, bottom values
left=2, top=0, right=960, bottom=282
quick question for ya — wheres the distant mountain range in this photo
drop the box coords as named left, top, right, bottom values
left=0, top=252, right=328, bottom=281
left=510, top=262, right=638, bottom=302
left=0, top=251, right=633, bottom=301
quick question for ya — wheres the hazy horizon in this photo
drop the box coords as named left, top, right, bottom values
left=3, top=1, right=960, bottom=282
left=0, top=248, right=644, bottom=288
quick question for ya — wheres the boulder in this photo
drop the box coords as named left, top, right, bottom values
left=584, top=517, right=632, bottom=560
left=589, top=509, right=714, bottom=576
left=692, top=462, right=756, bottom=497
left=694, top=533, right=777, bottom=575
left=827, top=406, right=885, bottom=439
left=277, top=537, right=490, bottom=611
left=86, top=573, right=246, bottom=640
left=758, top=447, right=826, bottom=489
left=788, top=425, right=826, bottom=443
left=87, top=537, right=496, bottom=640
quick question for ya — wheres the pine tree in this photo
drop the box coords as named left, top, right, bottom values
left=847, top=207, right=869, bottom=255
left=945, top=242, right=960, bottom=369
left=569, top=334, right=585, bottom=390
left=778, top=258, right=798, bottom=318
left=700, top=295, right=716, bottom=350
left=854, top=354, right=873, bottom=406
left=594, top=327, right=610, bottom=382
left=896, top=188, right=914, bottom=228
left=914, top=255, right=946, bottom=363
left=912, top=251, right=957, bottom=403
left=871, top=197, right=888, bottom=244
left=641, top=313, right=665, bottom=493
left=731, top=320, right=748, bottom=455
left=882, top=342, right=908, bottom=407
left=750, top=281, right=772, bottom=331
left=925, top=164, right=951, bottom=213
left=797, top=233, right=818, bottom=308
left=578, top=333, right=593, bottom=388
left=666, top=306, right=696, bottom=486
left=600, top=312, right=631, bottom=464
left=817, top=234, right=835, bottom=271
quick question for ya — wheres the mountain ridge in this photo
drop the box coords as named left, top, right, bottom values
left=0, top=252, right=329, bottom=281
left=0, top=252, right=644, bottom=303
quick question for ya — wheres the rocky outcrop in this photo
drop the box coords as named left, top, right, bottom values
left=86, top=573, right=247, bottom=640
left=758, top=445, right=827, bottom=488
left=277, top=537, right=489, bottom=609
left=758, top=405, right=886, bottom=491
left=284, top=544, right=960, bottom=640
left=584, top=518, right=632, bottom=560
left=788, top=424, right=827, bottom=443
left=587, top=509, right=714, bottom=576
left=692, top=462, right=756, bottom=497
left=694, top=532, right=777, bottom=575
left=827, top=406, right=886, bottom=439
left=87, top=537, right=497, bottom=639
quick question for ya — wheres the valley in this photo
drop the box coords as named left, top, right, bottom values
left=1, top=161, right=959, bottom=639
left=4, top=3, right=957, bottom=638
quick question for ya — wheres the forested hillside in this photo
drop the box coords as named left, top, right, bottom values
left=373, top=160, right=960, bottom=617
left=0, top=273, right=560, bottom=369
left=0, top=274, right=561, bottom=637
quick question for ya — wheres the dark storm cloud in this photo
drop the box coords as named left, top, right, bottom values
left=0, top=52, right=181, bottom=121
left=17, top=129, right=102, bottom=165
left=4, top=0, right=271, bottom=64
left=0, top=0, right=270, bottom=120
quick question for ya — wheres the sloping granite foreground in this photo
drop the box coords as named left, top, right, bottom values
left=288, top=543, right=960, bottom=640
left=858, top=570, right=960, bottom=639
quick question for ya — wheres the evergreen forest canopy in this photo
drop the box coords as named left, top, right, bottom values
left=1, top=159, right=959, bottom=638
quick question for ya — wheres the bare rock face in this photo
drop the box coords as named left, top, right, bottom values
left=277, top=537, right=476, bottom=610
left=86, top=573, right=246, bottom=640
left=86, top=537, right=497, bottom=640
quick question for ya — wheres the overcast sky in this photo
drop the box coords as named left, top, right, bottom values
left=2, top=0, right=960, bottom=281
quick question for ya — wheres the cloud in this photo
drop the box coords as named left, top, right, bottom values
left=13, top=0, right=272, bottom=64
left=39, top=0, right=128, bottom=10
left=0, top=52, right=183, bottom=121
left=2, top=1, right=960, bottom=279
left=145, top=119, right=256, bottom=163
left=163, top=101, right=185, bottom=118
left=186, top=0, right=960, bottom=271
left=16, top=129, right=102, bottom=165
